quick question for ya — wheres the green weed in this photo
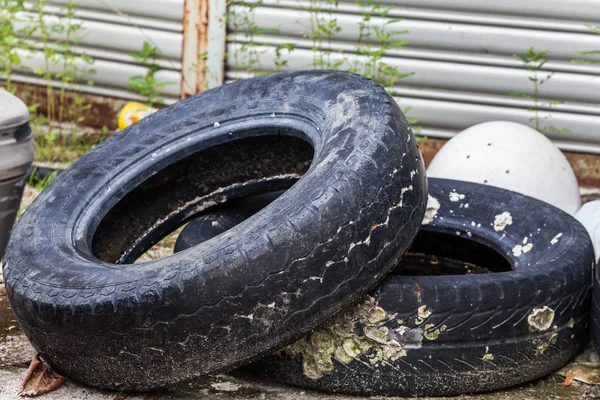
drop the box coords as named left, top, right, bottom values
left=572, top=24, right=600, bottom=64
left=127, top=41, right=174, bottom=107
left=0, top=0, right=35, bottom=93
left=305, top=0, right=343, bottom=70
left=352, top=1, right=413, bottom=90
left=225, top=0, right=420, bottom=133
left=507, top=47, right=568, bottom=134
left=33, top=129, right=107, bottom=163
left=1, top=0, right=96, bottom=128
left=27, top=166, right=58, bottom=191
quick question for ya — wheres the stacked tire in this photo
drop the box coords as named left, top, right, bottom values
left=175, top=178, right=594, bottom=396
left=2, top=71, right=595, bottom=396
left=3, top=71, right=427, bottom=391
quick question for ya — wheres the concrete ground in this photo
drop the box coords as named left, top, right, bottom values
left=2, top=277, right=600, bottom=400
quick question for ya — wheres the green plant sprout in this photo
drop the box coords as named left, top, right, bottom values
left=127, top=41, right=174, bottom=107
left=353, top=0, right=413, bottom=91
left=273, top=42, right=295, bottom=72
left=95, top=0, right=196, bottom=95
left=27, top=166, right=58, bottom=191
left=225, top=0, right=413, bottom=88
left=226, top=1, right=295, bottom=75
left=507, top=47, right=568, bottom=134
left=0, top=0, right=37, bottom=93
left=0, top=0, right=96, bottom=128
left=225, top=0, right=419, bottom=134
left=33, top=128, right=107, bottom=163
left=571, top=24, right=600, bottom=64
left=227, top=1, right=262, bottom=74
left=56, top=0, right=95, bottom=124
left=304, top=0, right=344, bottom=70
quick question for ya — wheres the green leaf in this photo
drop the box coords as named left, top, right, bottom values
left=514, top=54, right=530, bottom=63
left=578, top=49, right=600, bottom=55
left=254, top=27, right=280, bottom=35
left=571, top=58, right=597, bottom=64
left=8, top=53, right=21, bottom=65
left=505, top=91, right=531, bottom=98
left=585, top=24, right=600, bottom=35
left=389, top=40, right=408, bottom=48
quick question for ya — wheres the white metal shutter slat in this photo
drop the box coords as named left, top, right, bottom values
left=273, top=0, right=594, bottom=33
left=226, top=1, right=600, bottom=153
left=394, top=97, right=600, bottom=144
left=238, top=5, right=600, bottom=63
left=359, top=0, right=600, bottom=23
left=11, top=1, right=183, bottom=101
left=41, top=3, right=183, bottom=32
left=15, top=12, right=182, bottom=60
left=229, top=33, right=600, bottom=75
left=226, top=43, right=600, bottom=110
left=13, top=49, right=181, bottom=97
left=48, top=0, right=184, bottom=21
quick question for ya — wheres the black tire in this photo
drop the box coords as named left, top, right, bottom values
left=176, top=178, right=594, bottom=396
left=173, top=191, right=284, bottom=254
left=3, top=70, right=427, bottom=391
left=592, top=242, right=600, bottom=356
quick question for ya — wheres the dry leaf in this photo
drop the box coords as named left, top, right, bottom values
left=563, top=375, right=574, bottom=387
left=557, top=343, right=600, bottom=385
left=19, top=354, right=66, bottom=397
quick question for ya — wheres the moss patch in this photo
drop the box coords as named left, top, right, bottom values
left=284, top=296, right=408, bottom=380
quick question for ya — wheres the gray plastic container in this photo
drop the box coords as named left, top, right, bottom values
left=0, top=90, right=34, bottom=259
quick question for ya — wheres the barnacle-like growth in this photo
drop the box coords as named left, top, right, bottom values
left=283, top=296, right=409, bottom=379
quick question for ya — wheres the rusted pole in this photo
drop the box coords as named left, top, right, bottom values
left=181, top=0, right=226, bottom=98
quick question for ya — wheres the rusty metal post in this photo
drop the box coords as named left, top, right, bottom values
left=181, top=0, right=226, bottom=98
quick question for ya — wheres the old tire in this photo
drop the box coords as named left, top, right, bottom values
left=173, top=191, right=284, bottom=254
left=3, top=70, right=427, bottom=391
left=176, top=178, right=594, bottom=396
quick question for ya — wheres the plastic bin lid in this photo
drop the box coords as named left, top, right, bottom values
left=0, top=89, right=29, bottom=133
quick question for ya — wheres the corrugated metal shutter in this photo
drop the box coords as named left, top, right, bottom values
left=225, top=0, right=600, bottom=153
left=11, top=0, right=184, bottom=102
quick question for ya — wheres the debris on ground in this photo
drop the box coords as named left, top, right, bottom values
left=563, top=375, right=574, bottom=387
left=19, top=355, right=66, bottom=397
left=557, top=343, right=600, bottom=385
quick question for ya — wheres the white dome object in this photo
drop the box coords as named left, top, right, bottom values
left=427, top=121, right=581, bottom=215
left=575, top=200, right=600, bottom=260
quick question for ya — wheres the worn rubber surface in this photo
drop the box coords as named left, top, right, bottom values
left=2, top=70, right=427, bottom=391
left=592, top=232, right=600, bottom=355
left=176, top=178, right=594, bottom=396
left=173, top=191, right=284, bottom=254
